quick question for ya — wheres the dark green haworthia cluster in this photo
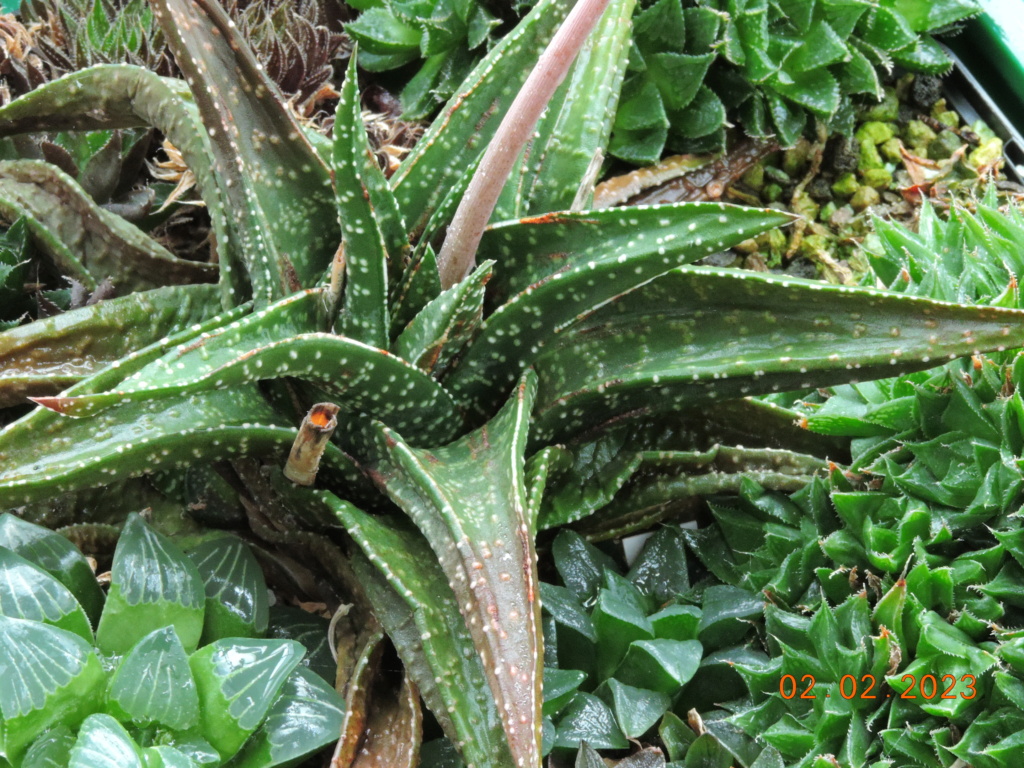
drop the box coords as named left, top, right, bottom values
left=0, top=512, right=343, bottom=767
left=1, top=0, right=1023, bottom=765
left=611, top=0, right=982, bottom=163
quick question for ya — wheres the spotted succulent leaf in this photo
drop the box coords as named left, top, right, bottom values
left=368, top=373, right=542, bottom=768
left=332, top=54, right=394, bottom=349
left=530, top=266, right=1024, bottom=441
left=0, top=386, right=324, bottom=506
left=392, top=261, right=491, bottom=376
left=448, top=203, right=793, bottom=415
left=150, top=0, right=338, bottom=306
left=334, top=499, right=516, bottom=768
left=0, top=159, right=215, bottom=293
left=0, top=283, right=221, bottom=408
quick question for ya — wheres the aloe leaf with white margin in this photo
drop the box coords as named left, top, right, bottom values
left=366, top=373, right=542, bottom=768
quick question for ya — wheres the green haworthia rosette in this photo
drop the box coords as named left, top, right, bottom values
left=0, top=616, right=106, bottom=762
left=368, top=373, right=542, bottom=768
left=187, top=638, right=305, bottom=758
left=21, top=725, right=77, bottom=768
left=95, top=513, right=205, bottom=655
left=187, top=537, right=270, bottom=644
left=0, top=513, right=104, bottom=625
left=105, top=626, right=200, bottom=730
left=0, top=548, right=93, bottom=641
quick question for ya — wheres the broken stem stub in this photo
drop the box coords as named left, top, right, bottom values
left=284, top=402, right=341, bottom=486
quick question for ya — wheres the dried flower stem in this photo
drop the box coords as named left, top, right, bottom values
left=284, top=402, right=341, bottom=486
left=436, top=0, right=614, bottom=289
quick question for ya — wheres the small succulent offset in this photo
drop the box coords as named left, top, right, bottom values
left=610, top=0, right=982, bottom=164
left=2, top=0, right=1024, bottom=767
left=0, top=512, right=344, bottom=767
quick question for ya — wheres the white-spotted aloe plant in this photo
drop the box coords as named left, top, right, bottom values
left=2, top=0, right=1024, bottom=766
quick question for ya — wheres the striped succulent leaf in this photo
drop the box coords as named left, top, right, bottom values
left=0, top=0, right=1022, bottom=765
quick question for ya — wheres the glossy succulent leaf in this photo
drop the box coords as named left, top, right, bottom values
left=0, top=160, right=215, bottom=293
left=0, top=616, right=106, bottom=762
left=150, top=0, right=338, bottom=306
left=0, top=284, right=221, bottom=408
left=95, top=513, right=205, bottom=655
left=21, top=725, right=77, bottom=768
left=334, top=498, right=515, bottom=768
left=266, top=606, right=337, bottom=686
left=68, top=714, right=145, bottom=768
left=106, top=626, right=200, bottom=730
left=0, top=513, right=104, bottom=624
left=451, top=203, right=792, bottom=414
left=531, top=266, right=1024, bottom=441
left=390, top=0, right=574, bottom=238
left=494, top=0, right=634, bottom=219
left=231, top=667, right=346, bottom=768
left=188, top=638, right=305, bottom=758
left=0, top=548, right=93, bottom=641
left=188, top=537, right=270, bottom=644
left=367, top=374, right=541, bottom=768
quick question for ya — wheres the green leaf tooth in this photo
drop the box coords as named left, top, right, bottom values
left=231, top=667, right=346, bottom=768
left=0, top=160, right=215, bottom=292
left=0, top=513, right=105, bottom=625
left=39, top=290, right=458, bottom=442
left=369, top=373, right=542, bottom=768
left=68, top=714, right=145, bottom=768
left=530, top=266, right=1024, bottom=442
left=150, top=0, right=338, bottom=305
left=393, top=261, right=491, bottom=376
left=449, top=203, right=792, bottom=414
left=335, top=500, right=515, bottom=768
left=0, top=284, right=221, bottom=408
left=390, top=0, right=574, bottom=239
left=496, top=0, right=635, bottom=218
left=96, top=513, right=205, bottom=655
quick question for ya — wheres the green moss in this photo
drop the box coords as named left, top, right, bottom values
left=850, top=185, right=880, bottom=211
left=831, top=172, right=860, bottom=198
